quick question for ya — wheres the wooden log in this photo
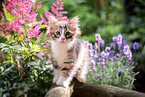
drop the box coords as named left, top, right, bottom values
left=45, top=78, right=145, bottom=97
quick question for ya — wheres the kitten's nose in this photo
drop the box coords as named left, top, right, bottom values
left=61, top=37, right=65, bottom=41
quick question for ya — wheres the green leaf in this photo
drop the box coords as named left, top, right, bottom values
left=5, top=64, right=14, bottom=73
left=40, top=47, right=51, bottom=53
left=16, top=91, right=23, bottom=97
left=23, top=47, right=28, bottom=51
left=40, top=24, right=48, bottom=29
left=0, top=43, right=7, bottom=48
left=40, top=47, right=46, bottom=51
left=42, top=50, right=51, bottom=53
left=13, top=45, right=22, bottom=50
left=29, top=42, right=33, bottom=48
left=20, top=27, right=25, bottom=31
left=32, top=44, right=39, bottom=51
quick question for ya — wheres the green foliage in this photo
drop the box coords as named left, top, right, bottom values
left=0, top=38, right=53, bottom=96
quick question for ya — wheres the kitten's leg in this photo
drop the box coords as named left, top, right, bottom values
left=56, top=69, right=69, bottom=87
left=53, top=69, right=61, bottom=83
left=56, top=60, right=75, bottom=87
left=51, top=56, right=61, bottom=83
left=77, top=62, right=88, bottom=82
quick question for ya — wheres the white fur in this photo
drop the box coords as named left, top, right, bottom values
left=53, top=69, right=61, bottom=83
left=51, top=40, right=75, bottom=86
left=66, top=44, right=88, bottom=84
left=51, top=40, right=75, bottom=68
left=56, top=76, right=68, bottom=87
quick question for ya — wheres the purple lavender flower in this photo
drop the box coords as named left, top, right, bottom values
left=106, top=52, right=110, bottom=58
left=83, top=40, right=89, bottom=46
left=130, top=61, right=135, bottom=64
left=101, top=51, right=106, bottom=58
left=133, top=42, right=139, bottom=50
left=100, top=40, right=105, bottom=47
left=88, top=50, right=94, bottom=57
left=117, top=70, right=122, bottom=77
left=112, top=36, right=117, bottom=43
left=93, top=66, right=97, bottom=71
left=100, top=58, right=105, bottom=66
left=90, top=60, right=96, bottom=66
left=88, top=43, right=93, bottom=49
left=95, top=74, right=100, bottom=79
left=126, top=74, right=129, bottom=78
left=124, top=66, right=128, bottom=69
left=110, top=43, right=115, bottom=49
left=105, top=47, right=111, bottom=52
left=94, top=43, right=98, bottom=49
left=121, top=56, right=126, bottom=60
left=94, top=55, right=98, bottom=61
left=117, top=34, right=123, bottom=45
left=123, top=45, right=130, bottom=55
left=100, top=65, right=106, bottom=71
left=95, top=34, right=102, bottom=41
left=131, top=66, right=135, bottom=69
left=109, top=50, right=115, bottom=56
left=97, top=52, right=101, bottom=56
left=122, top=40, right=127, bottom=48
left=96, top=57, right=102, bottom=62
left=127, top=50, right=132, bottom=61
left=113, top=53, right=120, bottom=60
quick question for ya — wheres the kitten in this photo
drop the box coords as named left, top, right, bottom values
left=48, top=16, right=89, bottom=87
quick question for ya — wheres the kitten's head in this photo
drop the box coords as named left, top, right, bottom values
left=48, top=16, right=81, bottom=43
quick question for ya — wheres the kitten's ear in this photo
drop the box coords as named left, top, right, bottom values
left=69, top=16, right=81, bottom=35
left=69, top=16, right=79, bottom=26
left=49, top=15, right=58, bottom=25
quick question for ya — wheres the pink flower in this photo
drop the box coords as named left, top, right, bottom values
left=59, top=11, right=68, bottom=14
left=35, top=31, right=44, bottom=43
left=44, top=0, right=69, bottom=21
left=37, top=51, right=46, bottom=59
left=45, top=37, right=47, bottom=41
left=1, top=0, right=44, bottom=41
left=40, top=14, right=47, bottom=24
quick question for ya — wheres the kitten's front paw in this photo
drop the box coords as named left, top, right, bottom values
left=63, top=80, right=69, bottom=88
left=53, top=77, right=58, bottom=83
left=56, top=77, right=69, bottom=88
left=56, top=79, right=63, bottom=86
left=56, top=80, right=69, bottom=88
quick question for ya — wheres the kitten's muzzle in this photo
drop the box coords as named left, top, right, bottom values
left=61, top=37, right=65, bottom=41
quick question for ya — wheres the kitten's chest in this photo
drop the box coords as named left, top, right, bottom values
left=51, top=42, right=70, bottom=67
left=53, top=49, right=68, bottom=67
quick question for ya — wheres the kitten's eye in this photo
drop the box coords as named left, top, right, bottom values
left=66, top=32, right=70, bottom=36
left=65, top=31, right=73, bottom=39
left=56, top=31, right=60, bottom=35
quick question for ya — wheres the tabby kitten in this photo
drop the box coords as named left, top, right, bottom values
left=48, top=16, right=89, bottom=87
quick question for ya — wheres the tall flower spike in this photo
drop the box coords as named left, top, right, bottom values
left=45, top=0, right=68, bottom=21
left=100, top=40, right=105, bottom=47
left=95, top=34, right=102, bottom=41
left=94, top=43, right=98, bottom=49
left=123, top=45, right=130, bottom=55
left=133, top=42, right=139, bottom=50
left=2, top=0, right=43, bottom=42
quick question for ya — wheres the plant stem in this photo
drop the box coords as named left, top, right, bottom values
left=10, top=49, right=13, bottom=64
left=98, top=40, right=100, bottom=52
